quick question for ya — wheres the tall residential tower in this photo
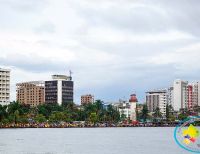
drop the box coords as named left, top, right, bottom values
left=146, top=89, right=167, bottom=116
left=0, top=68, right=10, bottom=106
left=173, top=79, right=188, bottom=111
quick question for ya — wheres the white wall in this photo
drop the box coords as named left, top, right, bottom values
left=173, top=79, right=188, bottom=111
left=57, top=80, right=62, bottom=105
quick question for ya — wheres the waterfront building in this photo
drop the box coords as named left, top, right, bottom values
left=117, top=100, right=130, bottom=119
left=187, top=84, right=193, bottom=110
left=0, top=68, right=10, bottom=106
left=146, top=80, right=200, bottom=112
left=45, top=75, right=73, bottom=105
left=166, top=80, right=197, bottom=111
left=167, top=87, right=174, bottom=107
left=191, top=82, right=200, bottom=107
left=146, top=89, right=167, bottom=116
left=115, top=94, right=138, bottom=121
left=129, top=94, right=137, bottom=121
left=81, top=94, right=94, bottom=105
left=173, top=79, right=188, bottom=111
left=16, top=81, right=45, bottom=107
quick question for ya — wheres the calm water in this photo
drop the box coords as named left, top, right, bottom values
left=0, top=127, right=189, bottom=154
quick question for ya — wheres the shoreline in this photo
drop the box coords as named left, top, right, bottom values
left=0, top=127, right=176, bottom=129
left=0, top=124, right=177, bottom=128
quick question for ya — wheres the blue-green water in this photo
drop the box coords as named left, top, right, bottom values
left=0, top=127, right=189, bottom=154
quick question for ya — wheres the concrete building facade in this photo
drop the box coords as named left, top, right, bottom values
left=146, top=80, right=200, bottom=112
left=45, top=75, right=73, bottom=105
left=167, top=87, right=174, bottom=107
left=16, top=81, right=45, bottom=107
left=81, top=94, right=94, bottom=105
left=173, top=79, right=188, bottom=111
left=187, top=85, right=193, bottom=109
left=191, top=82, right=200, bottom=107
left=0, top=68, right=10, bottom=106
left=146, top=89, right=167, bottom=116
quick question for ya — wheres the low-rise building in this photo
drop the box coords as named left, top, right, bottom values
left=114, top=94, right=138, bottom=121
left=81, top=94, right=94, bottom=105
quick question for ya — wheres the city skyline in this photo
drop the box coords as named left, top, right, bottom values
left=0, top=0, right=200, bottom=103
left=3, top=68, right=200, bottom=105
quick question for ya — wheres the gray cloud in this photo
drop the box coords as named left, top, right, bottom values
left=0, top=53, right=66, bottom=73
left=1, top=0, right=200, bottom=103
left=0, top=0, right=48, bottom=12
left=69, top=0, right=200, bottom=37
left=34, top=22, right=56, bottom=34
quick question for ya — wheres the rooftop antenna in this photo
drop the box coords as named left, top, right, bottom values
left=69, top=70, right=73, bottom=80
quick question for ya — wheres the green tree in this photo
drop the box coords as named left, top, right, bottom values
left=2, top=118, right=9, bottom=125
left=153, top=107, right=162, bottom=122
left=90, top=112, right=97, bottom=124
left=141, top=104, right=148, bottom=122
left=14, top=110, right=19, bottom=124
left=35, top=114, right=46, bottom=123
left=166, top=104, right=174, bottom=121
left=0, top=105, right=7, bottom=122
left=49, top=111, right=65, bottom=123
left=120, top=114, right=127, bottom=121
left=106, top=105, right=120, bottom=123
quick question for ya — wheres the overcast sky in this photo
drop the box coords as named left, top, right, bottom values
left=0, top=0, right=200, bottom=103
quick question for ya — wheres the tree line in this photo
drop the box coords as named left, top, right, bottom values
left=0, top=100, right=120, bottom=125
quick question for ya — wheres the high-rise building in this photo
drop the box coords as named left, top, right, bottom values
left=167, top=87, right=174, bottom=107
left=81, top=94, right=94, bottom=105
left=146, top=89, right=167, bottom=116
left=191, top=82, right=200, bottom=107
left=173, top=79, right=188, bottom=111
left=149, top=80, right=200, bottom=112
left=45, top=75, right=73, bottom=105
left=16, top=81, right=45, bottom=107
left=187, top=85, right=193, bottom=109
left=0, top=68, right=10, bottom=106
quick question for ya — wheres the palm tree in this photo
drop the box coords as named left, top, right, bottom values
left=90, top=112, right=97, bottom=125
left=166, top=104, right=174, bottom=121
left=0, top=105, right=7, bottom=122
left=153, top=107, right=162, bottom=122
left=94, top=100, right=104, bottom=121
left=14, top=110, right=19, bottom=124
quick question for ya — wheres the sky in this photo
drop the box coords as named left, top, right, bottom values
left=0, top=0, right=200, bottom=104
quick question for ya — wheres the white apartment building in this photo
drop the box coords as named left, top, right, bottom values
left=0, top=68, right=10, bottom=106
left=148, top=80, right=200, bottom=113
left=117, top=100, right=131, bottom=119
left=173, top=79, right=188, bottom=111
left=146, top=89, right=167, bottom=116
